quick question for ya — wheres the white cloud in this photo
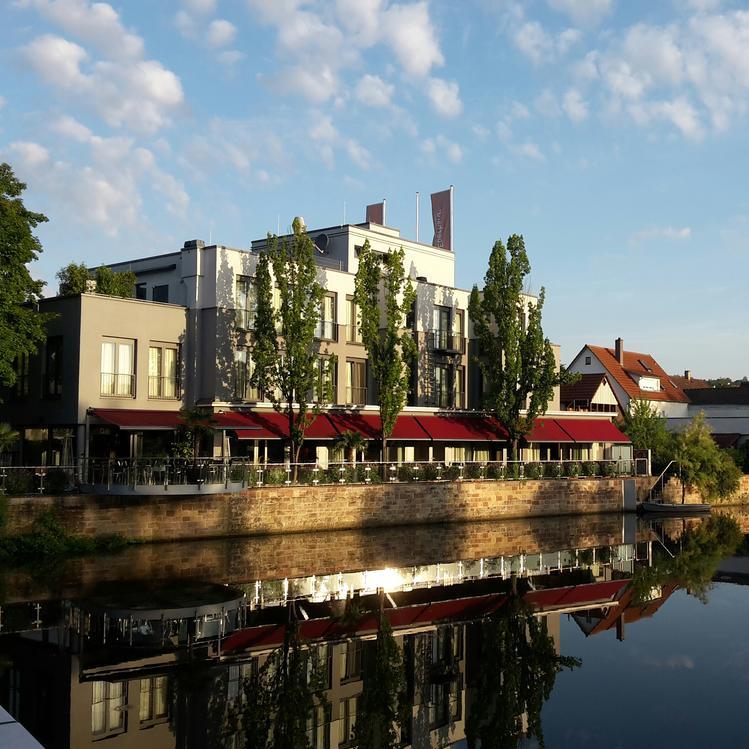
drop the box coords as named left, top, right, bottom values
left=51, top=113, right=93, bottom=141
left=271, top=65, right=338, bottom=103
left=472, top=123, right=490, bottom=139
left=632, top=225, right=692, bottom=243
left=206, top=19, right=237, bottom=48
left=513, top=141, right=546, bottom=161
left=514, top=20, right=580, bottom=64
left=9, top=141, right=50, bottom=168
left=0, top=96, right=5, bottom=109
left=23, top=34, right=89, bottom=90
left=381, top=2, right=444, bottom=77
left=354, top=74, right=394, bottom=108
left=535, top=88, right=561, bottom=117
left=421, top=134, right=463, bottom=164
left=218, top=50, right=245, bottom=66
left=548, top=0, right=614, bottom=26
left=563, top=88, right=589, bottom=121
left=426, top=78, right=463, bottom=117
left=183, top=0, right=216, bottom=13
left=496, top=120, right=512, bottom=142
left=345, top=139, right=373, bottom=169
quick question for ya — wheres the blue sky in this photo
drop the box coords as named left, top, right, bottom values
left=1, top=0, right=748, bottom=377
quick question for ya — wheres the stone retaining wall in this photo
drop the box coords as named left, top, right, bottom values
left=661, top=474, right=749, bottom=505
left=6, top=477, right=652, bottom=542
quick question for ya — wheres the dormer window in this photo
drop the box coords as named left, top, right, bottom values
left=638, top=375, right=661, bottom=392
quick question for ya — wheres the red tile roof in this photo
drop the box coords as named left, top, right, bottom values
left=587, top=345, right=689, bottom=404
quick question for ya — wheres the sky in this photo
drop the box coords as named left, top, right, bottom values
left=1, top=0, right=748, bottom=378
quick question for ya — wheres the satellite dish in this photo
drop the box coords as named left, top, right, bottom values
left=314, top=233, right=330, bottom=254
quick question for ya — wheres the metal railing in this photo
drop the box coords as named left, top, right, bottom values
left=148, top=375, right=180, bottom=400
left=345, top=386, right=368, bottom=405
left=100, top=372, right=135, bottom=397
left=0, top=465, right=76, bottom=495
left=314, top=320, right=337, bottom=341
left=429, top=331, right=465, bottom=354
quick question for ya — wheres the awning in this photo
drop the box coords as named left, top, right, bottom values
left=556, top=418, right=630, bottom=444
left=391, top=415, right=431, bottom=440
left=227, top=412, right=339, bottom=440
left=415, top=415, right=508, bottom=442
left=327, top=412, right=381, bottom=440
left=90, top=409, right=182, bottom=430
left=524, top=418, right=574, bottom=443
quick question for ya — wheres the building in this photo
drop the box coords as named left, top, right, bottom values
left=566, top=338, right=690, bottom=418
left=2, top=218, right=630, bottom=467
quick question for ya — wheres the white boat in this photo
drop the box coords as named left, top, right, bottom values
left=639, top=500, right=711, bottom=514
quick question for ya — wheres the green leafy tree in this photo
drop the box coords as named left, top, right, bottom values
left=0, top=423, right=19, bottom=459
left=94, top=265, right=136, bottom=297
left=335, top=429, right=368, bottom=464
left=354, top=240, right=416, bottom=462
left=173, top=407, right=217, bottom=465
left=468, top=235, right=562, bottom=459
left=251, top=218, right=329, bottom=466
left=621, top=399, right=674, bottom=470
left=673, top=412, right=742, bottom=502
left=466, top=596, right=580, bottom=749
left=56, top=262, right=92, bottom=295
left=0, top=163, right=50, bottom=389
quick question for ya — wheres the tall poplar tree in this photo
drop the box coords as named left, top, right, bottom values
left=0, top=163, right=50, bottom=389
left=468, top=234, right=561, bottom=460
left=251, top=218, right=329, bottom=465
left=354, top=241, right=416, bottom=462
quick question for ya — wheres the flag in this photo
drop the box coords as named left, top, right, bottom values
left=431, top=188, right=452, bottom=250
left=366, top=201, right=385, bottom=225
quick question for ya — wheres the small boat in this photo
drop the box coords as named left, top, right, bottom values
left=639, top=500, right=711, bottom=514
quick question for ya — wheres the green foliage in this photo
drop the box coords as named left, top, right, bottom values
left=464, top=462, right=483, bottom=479
left=565, top=461, right=581, bottom=478
left=622, top=399, right=674, bottom=470
left=630, top=514, right=742, bottom=604
left=3, top=468, right=34, bottom=495
left=354, top=241, right=417, bottom=459
left=468, top=235, right=561, bottom=458
left=251, top=219, right=327, bottom=464
left=465, top=598, right=581, bottom=749
left=334, top=430, right=368, bottom=463
left=173, top=407, right=216, bottom=464
left=0, top=423, right=19, bottom=456
left=545, top=462, right=563, bottom=479
left=582, top=461, right=599, bottom=477
left=56, top=262, right=136, bottom=298
left=0, top=163, right=50, bottom=390
left=486, top=463, right=506, bottom=480
left=44, top=468, right=69, bottom=494
left=524, top=461, right=543, bottom=479
left=354, top=613, right=407, bottom=749
left=264, top=467, right=288, bottom=485
left=726, top=443, right=749, bottom=474
left=674, top=412, right=742, bottom=501
left=56, top=262, right=91, bottom=295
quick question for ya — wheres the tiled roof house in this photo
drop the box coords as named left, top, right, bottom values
left=567, top=338, right=690, bottom=417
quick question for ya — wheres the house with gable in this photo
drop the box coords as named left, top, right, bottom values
left=566, top=338, right=690, bottom=418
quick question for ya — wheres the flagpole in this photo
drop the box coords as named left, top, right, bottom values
left=415, top=192, right=420, bottom=242
left=449, top=184, right=454, bottom=251
left=382, top=198, right=387, bottom=226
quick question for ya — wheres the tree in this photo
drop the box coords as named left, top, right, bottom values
left=354, top=240, right=416, bottom=462
left=621, top=399, right=674, bottom=470
left=673, top=412, right=741, bottom=503
left=251, top=218, right=329, bottom=467
left=468, top=235, right=562, bottom=460
left=56, top=262, right=136, bottom=297
left=335, top=430, right=368, bottom=464
left=173, top=407, right=217, bottom=465
left=0, top=423, right=19, bottom=459
left=0, top=163, right=50, bottom=389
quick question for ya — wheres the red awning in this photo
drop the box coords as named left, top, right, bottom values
left=525, top=418, right=574, bottom=443
left=391, top=415, right=431, bottom=440
left=415, top=415, right=508, bottom=442
left=225, top=411, right=339, bottom=440
left=90, top=409, right=182, bottom=430
left=327, top=412, right=381, bottom=440
left=556, top=418, right=630, bottom=444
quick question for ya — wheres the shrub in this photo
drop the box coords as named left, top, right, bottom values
left=443, top=465, right=461, bottom=481
left=45, top=468, right=70, bottom=494
left=422, top=463, right=439, bottom=481
left=545, top=462, right=563, bottom=479
left=584, top=461, right=599, bottom=477
left=4, top=469, right=35, bottom=495
left=524, top=462, right=544, bottom=480
left=264, top=467, right=288, bottom=485
left=486, top=463, right=506, bottom=480
left=397, top=464, right=420, bottom=482
left=464, top=463, right=483, bottom=480
left=602, top=461, right=618, bottom=478
left=566, top=462, right=581, bottom=478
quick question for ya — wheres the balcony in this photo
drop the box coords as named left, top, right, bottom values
left=100, top=373, right=135, bottom=398
left=148, top=376, right=180, bottom=400
left=429, top=331, right=465, bottom=354
left=346, top=386, right=367, bottom=406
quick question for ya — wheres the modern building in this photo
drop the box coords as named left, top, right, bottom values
left=2, top=218, right=630, bottom=467
left=566, top=338, right=690, bottom=418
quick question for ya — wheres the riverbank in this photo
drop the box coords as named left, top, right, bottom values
left=4, top=477, right=655, bottom=542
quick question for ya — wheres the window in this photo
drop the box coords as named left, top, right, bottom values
left=307, top=703, right=331, bottom=749
left=139, top=676, right=168, bottom=725
left=338, top=695, right=360, bottom=747
left=148, top=345, right=179, bottom=399
left=135, top=283, right=147, bottom=300
left=313, top=356, right=336, bottom=403
left=346, top=360, right=367, bottom=405
left=236, top=276, right=257, bottom=330
left=13, top=353, right=29, bottom=400
left=152, top=285, right=169, bottom=303
left=316, top=292, right=337, bottom=341
left=91, top=681, right=126, bottom=737
left=43, top=336, right=63, bottom=398
left=585, top=356, right=591, bottom=365
left=341, top=639, right=362, bottom=682
left=453, top=309, right=464, bottom=337
left=432, top=306, right=450, bottom=348
left=454, top=366, right=464, bottom=409
left=100, top=339, right=135, bottom=397
left=434, top=364, right=451, bottom=408
left=346, top=296, right=362, bottom=343
left=234, top=348, right=260, bottom=401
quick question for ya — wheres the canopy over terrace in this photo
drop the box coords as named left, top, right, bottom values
left=523, top=417, right=630, bottom=461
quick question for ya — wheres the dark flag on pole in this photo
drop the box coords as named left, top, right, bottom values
left=366, top=201, right=385, bottom=225
left=431, top=188, right=452, bottom=250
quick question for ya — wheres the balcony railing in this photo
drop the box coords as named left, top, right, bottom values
left=315, top=320, right=337, bottom=341
left=100, top=372, right=135, bottom=397
left=346, top=386, right=367, bottom=405
left=148, top=375, right=180, bottom=400
left=429, top=331, right=465, bottom=354
left=235, top=308, right=254, bottom=331
left=346, top=324, right=363, bottom=344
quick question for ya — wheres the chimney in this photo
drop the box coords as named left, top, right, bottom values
left=615, top=337, right=624, bottom=365
left=684, top=369, right=692, bottom=381
left=183, top=239, right=205, bottom=250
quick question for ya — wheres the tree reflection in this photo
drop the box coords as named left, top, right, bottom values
left=465, top=596, right=581, bottom=749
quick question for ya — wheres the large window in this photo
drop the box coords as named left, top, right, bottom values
left=43, top=336, right=63, bottom=398
left=338, top=695, right=360, bottom=747
left=236, top=276, right=257, bottom=330
left=139, top=676, right=168, bottom=725
left=313, top=356, right=337, bottom=403
left=346, top=360, right=367, bottom=405
left=148, top=345, right=179, bottom=399
left=234, top=348, right=261, bottom=401
left=346, top=296, right=362, bottom=343
left=316, top=293, right=337, bottom=341
left=341, top=639, right=362, bottom=682
left=434, top=364, right=450, bottom=408
left=307, top=703, right=331, bottom=749
left=91, top=681, right=126, bottom=737
left=100, top=339, right=135, bottom=397
left=152, top=285, right=169, bottom=303
left=13, top=353, right=29, bottom=400
left=454, top=365, right=465, bottom=409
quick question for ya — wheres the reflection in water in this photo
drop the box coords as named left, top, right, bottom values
left=0, top=513, right=742, bottom=749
